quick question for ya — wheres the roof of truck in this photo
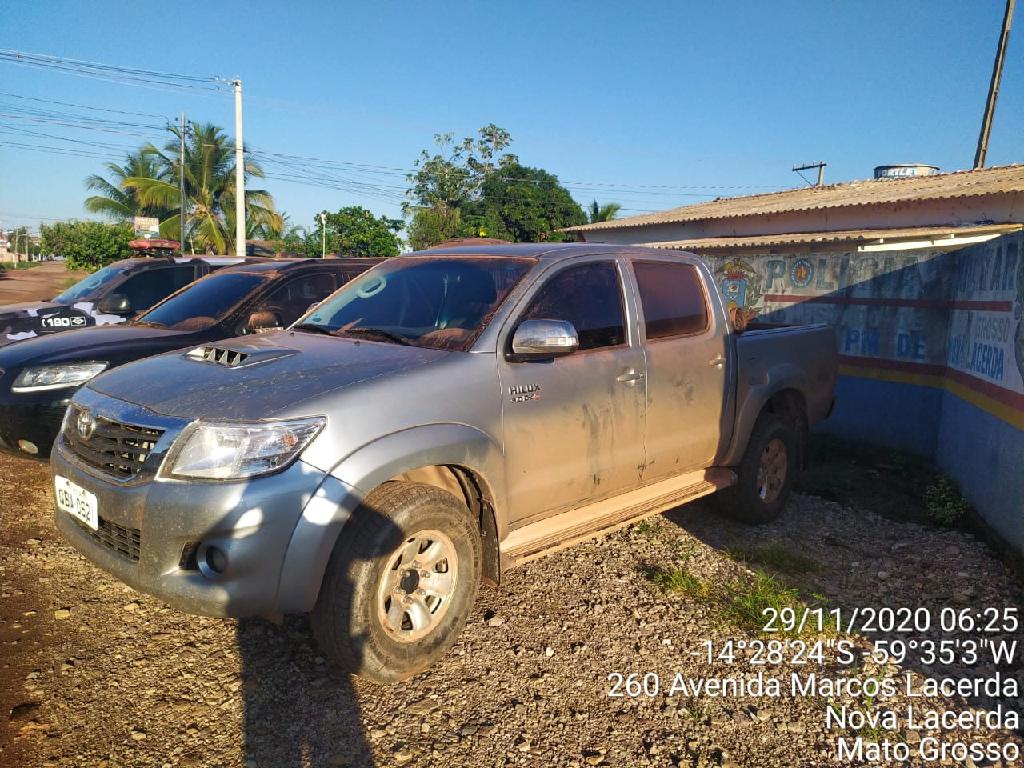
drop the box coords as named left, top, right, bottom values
left=409, top=242, right=669, bottom=260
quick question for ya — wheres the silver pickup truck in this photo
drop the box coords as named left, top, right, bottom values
left=51, top=244, right=836, bottom=681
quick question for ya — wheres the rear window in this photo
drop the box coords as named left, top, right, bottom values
left=633, top=261, right=709, bottom=339
left=136, top=272, right=267, bottom=330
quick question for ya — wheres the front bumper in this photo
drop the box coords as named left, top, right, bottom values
left=0, top=389, right=73, bottom=459
left=50, top=389, right=332, bottom=618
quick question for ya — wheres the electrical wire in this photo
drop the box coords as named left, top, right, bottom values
left=0, top=49, right=228, bottom=93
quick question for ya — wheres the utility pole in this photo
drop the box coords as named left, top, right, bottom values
left=974, top=0, right=1015, bottom=168
left=233, top=79, right=245, bottom=257
left=319, top=211, right=327, bottom=258
left=179, top=112, right=187, bottom=254
left=793, top=161, right=827, bottom=187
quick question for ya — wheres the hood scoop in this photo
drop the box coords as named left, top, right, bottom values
left=185, top=344, right=296, bottom=368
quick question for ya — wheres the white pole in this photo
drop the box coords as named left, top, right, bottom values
left=234, top=79, right=245, bottom=257
left=320, top=211, right=327, bottom=258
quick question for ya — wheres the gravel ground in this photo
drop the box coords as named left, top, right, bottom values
left=2, top=449, right=1022, bottom=767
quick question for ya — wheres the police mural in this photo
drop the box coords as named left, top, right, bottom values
left=706, top=235, right=1024, bottom=401
left=946, top=233, right=1024, bottom=397
left=709, top=250, right=952, bottom=367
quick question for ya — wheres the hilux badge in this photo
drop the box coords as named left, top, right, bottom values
left=76, top=409, right=96, bottom=440
left=508, top=384, right=541, bottom=403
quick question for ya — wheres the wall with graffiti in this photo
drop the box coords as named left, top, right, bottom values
left=698, top=231, right=1024, bottom=552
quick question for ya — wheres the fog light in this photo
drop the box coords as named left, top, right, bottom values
left=197, top=544, right=228, bottom=578
left=17, top=439, right=38, bottom=455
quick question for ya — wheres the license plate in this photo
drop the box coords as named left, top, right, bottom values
left=55, top=475, right=99, bottom=531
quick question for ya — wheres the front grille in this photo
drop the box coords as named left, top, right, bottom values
left=75, top=516, right=141, bottom=562
left=63, top=405, right=164, bottom=480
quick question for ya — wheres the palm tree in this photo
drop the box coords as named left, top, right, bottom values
left=588, top=200, right=622, bottom=223
left=84, top=152, right=171, bottom=222
left=125, top=122, right=283, bottom=254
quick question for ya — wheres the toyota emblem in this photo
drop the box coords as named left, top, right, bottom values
left=76, top=408, right=96, bottom=440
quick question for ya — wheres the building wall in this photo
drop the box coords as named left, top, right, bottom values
left=683, top=233, right=1023, bottom=553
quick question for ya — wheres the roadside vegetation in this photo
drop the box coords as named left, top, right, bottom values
left=71, top=121, right=621, bottom=264
left=642, top=555, right=833, bottom=637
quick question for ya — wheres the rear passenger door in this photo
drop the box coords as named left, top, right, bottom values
left=629, top=258, right=727, bottom=478
left=114, top=266, right=196, bottom=317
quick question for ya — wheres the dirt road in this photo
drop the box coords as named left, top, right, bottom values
left=0, top=262, right=89, bottom=304
left=1, top=445, right=1022, bottom=767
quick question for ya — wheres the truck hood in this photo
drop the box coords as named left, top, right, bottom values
left=0, top=324, right=195, bottom=368
left=0, top=300, right=88, bottom=346
left=86, top=330, right=450, bottom=420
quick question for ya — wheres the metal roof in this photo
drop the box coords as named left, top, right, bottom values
left=567, top=164, right=1024, bottom=232
left=638, top=223, right=1024, bottom=251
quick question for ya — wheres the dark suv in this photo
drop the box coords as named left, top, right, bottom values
left=0, top=256, right=249, bottom=348
left=0, top=257, right=381, bottom=458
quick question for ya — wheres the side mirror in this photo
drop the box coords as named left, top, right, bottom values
left=509, top=319, right=578, bottom=361
left=246, top=310, right=281, bottom=333
left=97, top=293, right=132, bottom=315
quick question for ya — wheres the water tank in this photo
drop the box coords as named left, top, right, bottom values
left=874, top=164, right=940, bottom=179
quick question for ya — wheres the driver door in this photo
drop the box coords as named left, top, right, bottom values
left=498, top=258, right=646, bottom=526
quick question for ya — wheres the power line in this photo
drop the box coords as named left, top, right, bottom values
left=0, top=91, right=168, bottom=119
left=0, top=48, right=228, bottom=93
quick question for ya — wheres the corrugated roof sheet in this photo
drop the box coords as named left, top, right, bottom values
left=567, top=164, right=1024, bottom=232
left=638, top=223, right=1023, bottom=251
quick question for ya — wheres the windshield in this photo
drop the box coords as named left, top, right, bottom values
left=53, top=263, right=128, bottom=304
left=297, top=256, right=535, bottom=351
left=135, top=272, right=268, bottom=330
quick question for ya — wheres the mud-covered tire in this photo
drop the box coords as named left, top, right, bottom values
left=310, top=481, right=481, bottom=683
left=715, top=414, right=796, bottom=524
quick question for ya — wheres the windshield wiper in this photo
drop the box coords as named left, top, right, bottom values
left=336, top=327, right=411, bottom=346
left=292, top=322, right=334, bottom=336
left=131, top=320, right=164, bottom=328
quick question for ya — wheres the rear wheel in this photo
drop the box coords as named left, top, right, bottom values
left=716, top=414, right=796, bottom=524
left=310, top=481, right=481, bottom=682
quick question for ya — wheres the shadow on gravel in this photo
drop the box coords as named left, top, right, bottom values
left=238, top=617, right=375, bottom=768
left=235, top=494, right=412, bottom=768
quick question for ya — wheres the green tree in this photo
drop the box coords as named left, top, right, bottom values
left=405, top=124, right=516, bottom=211
left=463, top=163, right=586, bottom=242
left=588, top=200, right=622, bottom=223
left=39, top=221, right=133, bottom=271
left=406, top=204, right=465, bottom=252
left=121, top=122, right=282, bottom=254
left=263, top=215, right=308, bottom=255
left=84, top=152, right=171, bottom=222
left=404, top=124, right=517, bottom=249
left=312, top=206, right=404, bottom=257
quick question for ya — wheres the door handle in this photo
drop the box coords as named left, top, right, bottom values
left=709, top=355, right=726, bottom=368
left=617, top=369, right=646, bottom=384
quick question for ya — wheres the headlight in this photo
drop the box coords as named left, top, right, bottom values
left=161, top=417, right=326, bottom=480
left=12, top=362, right=109, bottom=393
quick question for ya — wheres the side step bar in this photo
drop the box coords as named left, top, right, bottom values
left=500, top=467, right=736, bottom=570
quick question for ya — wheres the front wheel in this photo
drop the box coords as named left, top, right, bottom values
left=716, top=414, right=796, bottom=524
left=310, top=481, right=481, bottom=682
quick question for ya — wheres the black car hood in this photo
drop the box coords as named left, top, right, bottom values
left=0, top=300, right=103, bottom=346
left=86, top=330, right=449, bottom=420
left=0, top=324, right=195, bottom=368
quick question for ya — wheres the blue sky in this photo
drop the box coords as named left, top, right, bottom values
left=1, top=0, right=1021, bottom=234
